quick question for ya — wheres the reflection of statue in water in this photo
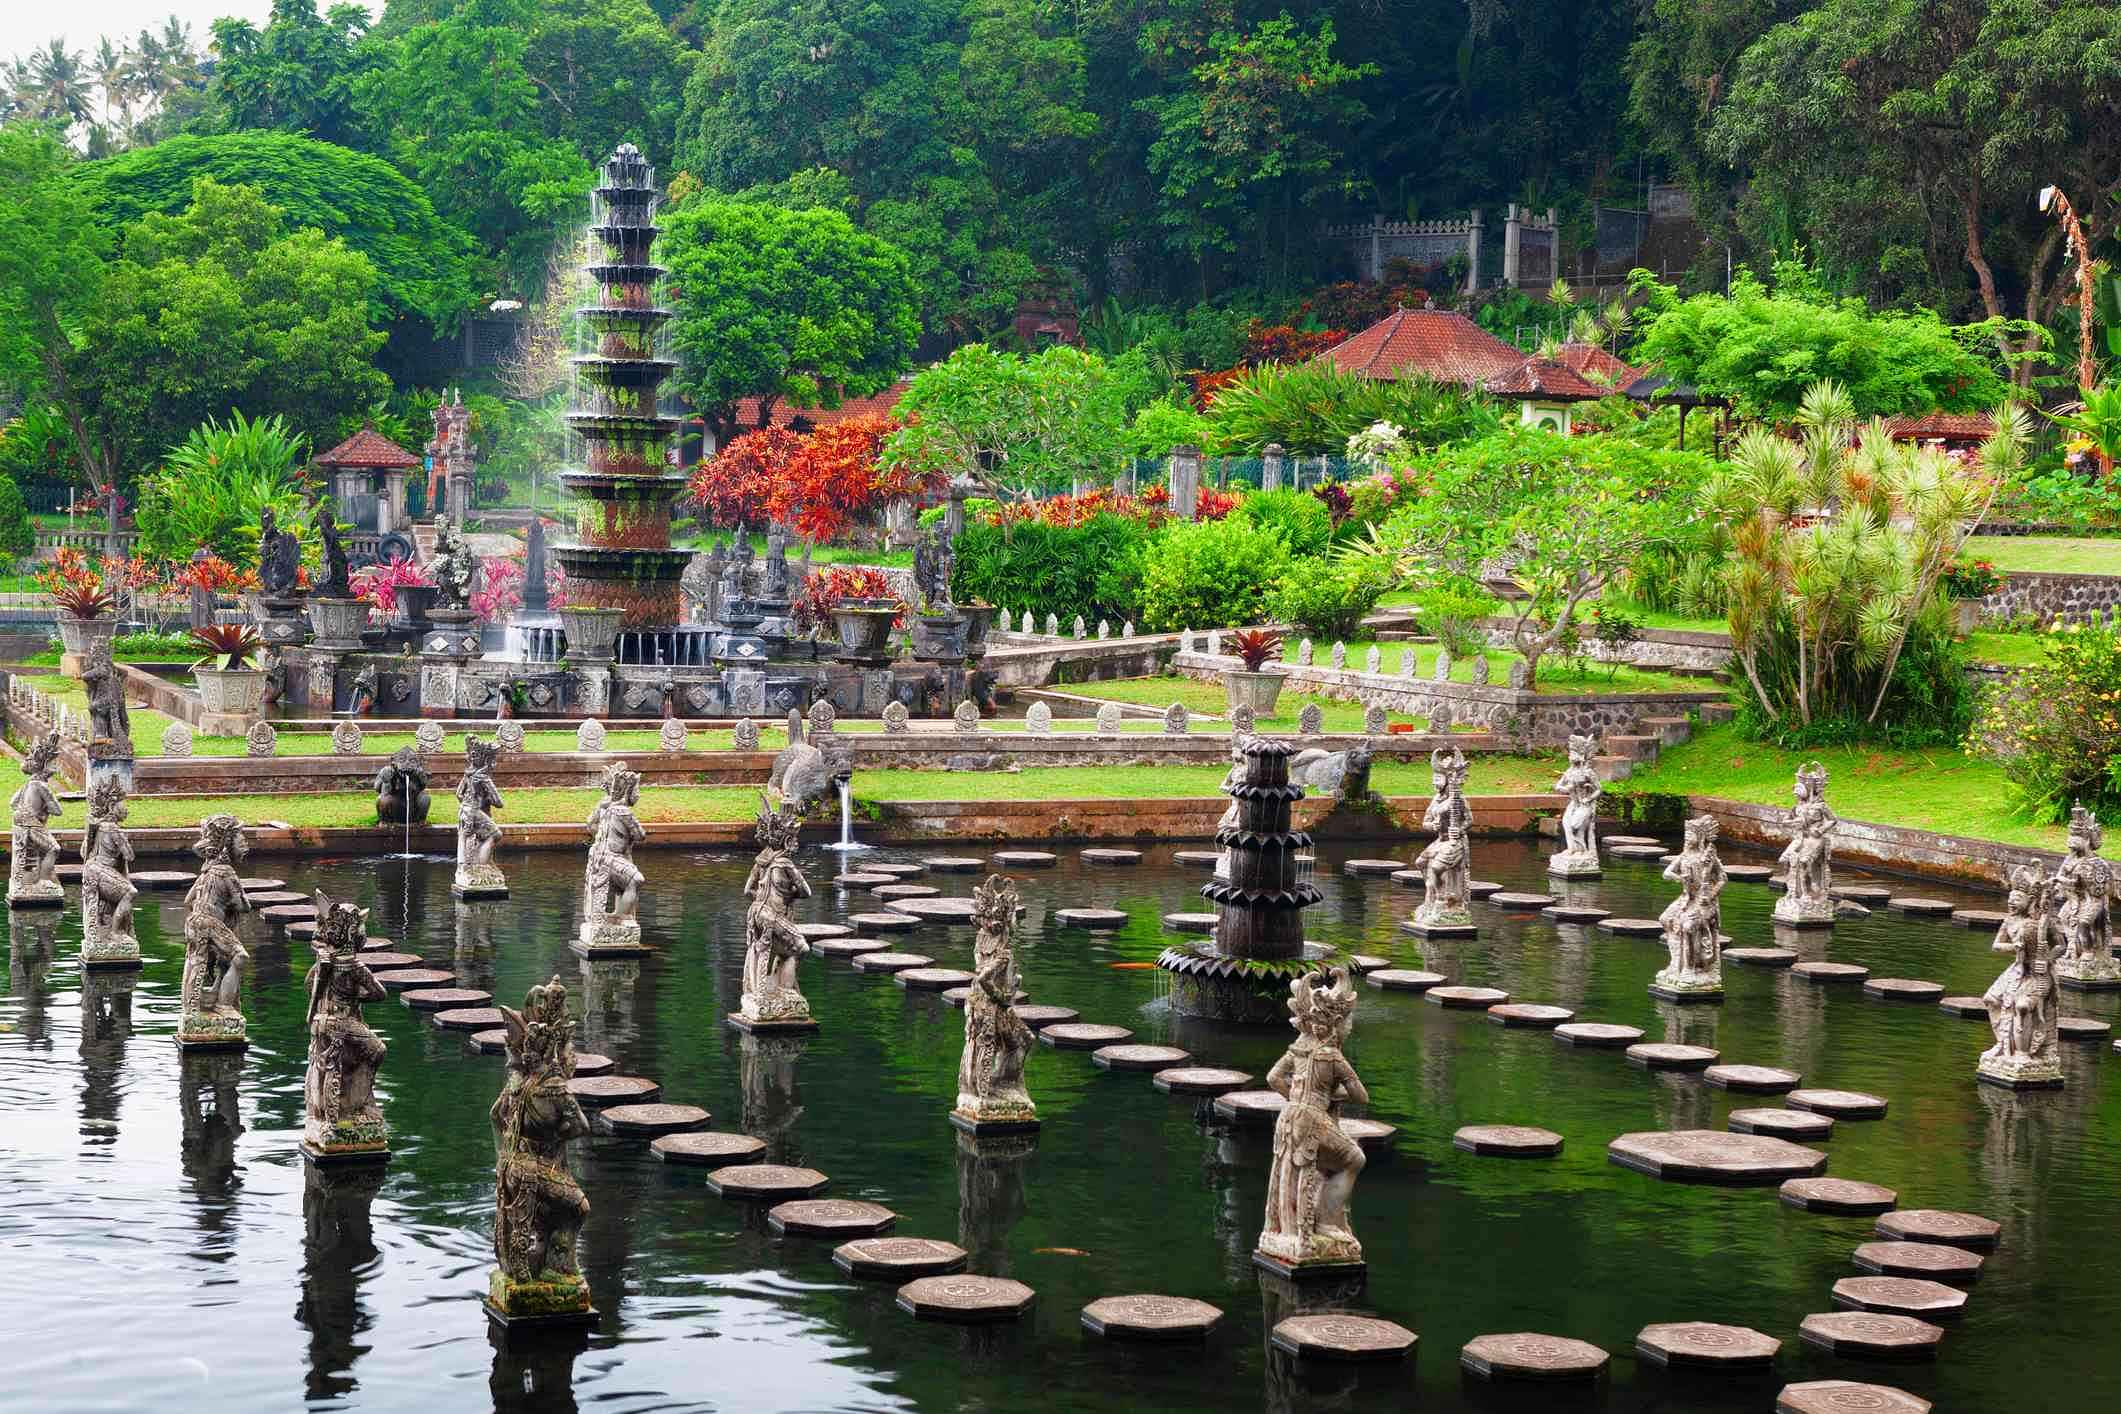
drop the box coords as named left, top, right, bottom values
left=1410, top=748, right=1471, bottom=930
left=1255, top=968, right=1368, bottom=1276
left=736, top=806, right=815, bottom=1030
left=7, top=733, right=65, bottom=907
left=1773, top=762, right=1837, bottom=926
left=1979, top=865, right=2062, bottom=1089
left=578, top=764, right=645, bottom=951
left=1548, top=732, right=1602, bottom=877
left=2051, top=805, right=2118, bottom=986
left=300, top=1162, right=385, bottom=1399
left=79, top=774, right=140, bottom=967
left=177, top=813, right=251, bottom=1050
left=454, top=737, right=507, bottom=898
left=179, top=1051, right=246, bottom=1204
left=374, top=746, right=431, bottom=824
left=952, top=875, right=1037, bottom=1134
left=302, top=891, right=389, bottom=1161
left=1653, top=814, right=1727, bottom=999
left=738, top=1030, right=807, bottom=1149
left=487, top=977, right=594, bottom=1326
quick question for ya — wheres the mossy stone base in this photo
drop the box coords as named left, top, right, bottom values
left=302, top=1117, right=390, bottom=1164
left=486, top=1269, right=595, bottom=1329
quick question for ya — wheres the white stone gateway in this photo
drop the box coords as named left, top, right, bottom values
left=245, top=721, right=275, bottom=758
left=1096, top=702, right=1123, bottom=735
left=1297, top=703, right=1324, bottom=735
left=1298, top=638, right=1314, bottom=666
left=1363, top=703, right=1388, bottom=735
left=953, top=700, right=982, bottom=733
left=1365, top=646, right=1381, bottom=674
left=658, top=718, right=688, bottom=752
left=1330, top=642, right=1347, bottom=670
left=733, top=717, right=761, bottom=750
left=881, top=701, right=910, bottom=734
left=577, top=719, right=608, bottom=753
left=415, top=720, right=446, bottom=756
left=495, top=720, right=526, bottom=754
left=331, top=720, right=363, bottom=756
left=161, top=721, right=194, bottom=758
left=1025, top=701, right=1053, bottom=734
left=1163, top=702, right=1189, bottom=734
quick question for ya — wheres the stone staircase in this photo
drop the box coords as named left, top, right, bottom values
left=1594, top=701, right=1734, bottom=781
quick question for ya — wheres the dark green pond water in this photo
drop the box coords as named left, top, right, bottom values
left=4, top=838, right=2118, bottom=1412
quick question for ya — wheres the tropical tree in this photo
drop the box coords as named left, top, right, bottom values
left=881, top=344, right=1136, bottom=501
left=204, top=0, right=376, bottom=149
left=133, top=411, right=315, bottom=567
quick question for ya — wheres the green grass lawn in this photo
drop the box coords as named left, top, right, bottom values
left=1970, top=536, right=2121, bottom=575
left=1278, top=638, right=1712, bottom=695
left=114, top=784, right=768, bottom=830
left=1964, top=630, right=2051, bottom=668
left=1045, top=676, right=1404, bottom=731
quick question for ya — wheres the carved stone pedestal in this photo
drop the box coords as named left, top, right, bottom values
left=1547, top=849, right=1601, bottom=879
left=175, top=1012, right=249, bottom=1052
left=1772, top=894, right=1836, bottom=929
left=572, top=918, right=646, bottom=958
left=1402, top=917, right=1476, bottom=938
left=726, top=1011, right=820, bottom=1036
left=1251, top=1250, right=1366, bottom=1282
left=301, top=1123, right=391, bottom=1166
left=1975, top=1053, right=2064, bottom=1090
left=484, top=1271, right=596, bottom=1332
left=452, top=865, right=509, bottom=901
left=253, top=595, right=311, bottom=649
left=307, top=597, right=371, bottom=650
left=1649, top=978, right=1725, bottom=1004
left=2054, top=955, right=2121, bottom=992
left=948, top=1108, right=1040, bottom=1138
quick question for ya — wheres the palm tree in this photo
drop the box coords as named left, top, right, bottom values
left=157, top=15, right=201, bottom=88
left=2, top=55, right=34, bottom=123
left=28, top=39, right=92, bottom=129
left=92, top=36, right=131, bottom=135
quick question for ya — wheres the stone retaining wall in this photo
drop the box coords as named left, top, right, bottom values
left=1973, top=571, right=2121, bottom=626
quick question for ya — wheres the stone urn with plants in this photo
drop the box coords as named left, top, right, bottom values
left=191, top=623, right=269, bottom=715
left=958, top=601, right=995, bottom=658
left=47, top=572, right=119, bottom=660
left=1222, top=628, right=1288, bottom=716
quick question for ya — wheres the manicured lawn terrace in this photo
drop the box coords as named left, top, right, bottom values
left=1972, top=535, right=2121, bottom=575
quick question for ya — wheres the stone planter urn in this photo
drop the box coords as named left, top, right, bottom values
left=195, top=666, right=267, bottom=715
left=394, top=584, right=439, bottom=630
left=830, top=600, right=899, bottom=659
left=307, top=596, right=371, bottom=649
left=57, top=614, right=118, bottom=658
left=958, top=603, right=995, bottom=657
left=1223, top=668, right=1288, bottom=717
left=560, top=605, right=625, bottom=663
left=910, top=611, right=967, bottom=661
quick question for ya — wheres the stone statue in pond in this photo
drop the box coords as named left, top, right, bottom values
left=953, top=874, right=1037, bottom=1135
left=302, top=891, right=389, bottom=1161
left=257, top=506, right=303, bottom=597
left=79, top=774, right=139, bottom=966
left=178, top=813, right=251, bottom=1050
left=767, top=708, right=851, bottom=815
left=1653, top=815, right=1727, bottom=999
left=373, top=746, right=431, bottom=825
left=1979, top=865, right=2062, bottom=1088
left=1256, top=967, right=1368, bottom=1276
left=80, top=637, right=131, bottom=755
left=7, top=733, right=64, bottom=907
left=579, top=763, right=646, bottom=951
left=487, top=976, right=593, bottom=1325
left=453, top=737, right=507, bottom=898
left=1773, top=761, right=1837, bottom=926
left=2050, top=805, right=2118, bottom=987
left=427, top=513, right=478, bottom=611
left=1410, top=747, right=1472, bottom=931
left=1548, top=732, right=1602, bottom=877
left=736, top=805, right=815, bottom=1031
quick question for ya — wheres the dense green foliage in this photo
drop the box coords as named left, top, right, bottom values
left=1206, top=362, right=1499, bottom=455
left=1264, top=553, right=1387, bottom=638
left=1138, top=516, right=1292, bottom=632
left=134, top=410, right=316, bottom=566
left=950, top=514, right=1150, bottom=627
left=1971, top=622, right=2121, bottom=823
left=1230, top=487, right=1332, bottom=557
left=0, top=474, right=34, bottom=572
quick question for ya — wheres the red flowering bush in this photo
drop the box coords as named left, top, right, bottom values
left=350, top=559, right=431, bottom=615
left=688, top=426, right=804, bottom=530
left=981, top=480, right=1236, bottom=530
left=767, top=414, right=937, bottom=543
left=1241, top=323, right=1346, bottom=365
left=792, top=565, right=904, bottom=633
left=172, top=554, right=261, bottom=596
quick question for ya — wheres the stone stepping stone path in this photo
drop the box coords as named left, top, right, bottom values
left=1781, top=1178, right=1896, bottom=1215
left=1486, top=891, right=1555, bottom=909
left=1011, top=1004, right=1079, bottom=1029
left=238, top=877, right=286, bottom=892
left=1888, top=896, right=1953, bottom=917
left=1723, top=864, right=1775, bottom=882
left=1427, top=986, right=1509, bottom=1009
left=794, top=922, right=853, bottom=941
left=1874, top=1210, right=2000, bottom=1249
left=1727, top=947, right=1799, bottom=967
left=896, top=1275, right=1035, bottom=1323
left=1608, top=1129, right=1826, bottom=1184
left=286, top=922, right=320, bottom=940
left=1487, top=1003, right=1573, bottom=1028
left=707, top=1164, right=831, bottom=1201
left=355, top=937, right=396, bottom=951
left=1461, top=1332, right=1609, bottom=1381
left=1054, top=908, right=1128, bottom=930
left=1864, top=978, right=1945, bottom=1002
left=568, top=1075, right=660, bottom=1107
left=1706, top=1064, right=1802, bottom=1093
left=990, top=850, right=1057, bottom=869
left=1937, top=996, right=1989, bottom=1018
left=131, top=870, right=196, bottom=890
left=851, top=952, right=935, bottom=974
left=1341, top=859, right=1404, bottom=877
left=1852, top=1242, right=1983, bottom=1285
left=1553, top=1022, right=1643, bottom=1048
left=1153, top=1067, right=1252, bottom=1096
left=1390, top=869, right=1424, bottom=888
left=1081, top=847, right=1142, bottom=865
left=833, top=872, right=896, bottom=887
left=599, top=1103, right=709, bottom=1138
left=1092, top=1044, right=1190, bottom=1072
left=768, top=1199, right=896, bottom=1238
left=356, top=952, right=422, bottom=970
left=1831, top=884, right=1895, bottom=903
left=1211, top=1090, right=1285, bottom=1126
left=1366, top=969, right=1446, bottom=992
left=815, top=937, right=891, bottom=957
left=1797, top=1312, right=1943, bottom=1361
left=2058, top=1016, right=2113, bottom=1041
left=258, top=904, right=317, bottom=922
left=1792, top=962, right=1870, bottom=984
left=468, top=1030, right=509, bottom=1055
left=1730, top=1108, right=1835, bottom=1140
left=1603, top=835, right=1661, bottom=847
left=920, top=857, right=983, bottom=873
left=1271, top=1314, right=1417, bottom=1363
left=1950, top=908, right=2006, bottom=929
left=433, top=1006, right=504, bottom=1033
left=245, top=891, right=309, bottom=906
left=1040, top=1023, right=1134, bottom=1049
left=1596, top=917, right=1663, bottom=937
left=1543, top=903, right=1609, bottom=923
left=889, top=897, right=979, bottom=922
left=1341, top=1118, right=1397, bottom=1149
left=1161, top=912, right=1218, bottom=932
left=894, top=967, right=973, bottom=991
left=1082, top=1295, right=1223, bottom=1342
left=1172, top=850, right=1222, bottom=868
left=1465, top=880, right=1503, bottom=897
left=402, top=986, right=491, bottom=1012
left=1454, top=1125, right=1562, bottom=1157
left=866, top=862, right=927, bottom=878
left=1634, top=1322, right=1780, bottom=1372
left=847, top=912, right=919, bottom=932
left=833, top=1237, right=967, bottom=1281
left=1831, top=1277, right=1968, bottom=1321
left=872, top=883, right=940, bottom=901
left=573, top=1054, right=615, bottom=1077
left=372, top=968, right=454, bottom=990
left=1776, top=1381, right=1932, bottom=1413
left=1607, top=844, right=1668, bottom=860
left=1787, top=1089, right=1889, bottom=1120
left=1346, top=954, right=1390, bottom=974
left=651, top=1131, right=766, bottom=1167
left=1626, top=1043, right=1719, bottom=1071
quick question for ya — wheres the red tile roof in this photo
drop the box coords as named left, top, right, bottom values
left=1551, top=342, right=1643, bottom=388
left=1309, top=307, right=1526, bottom=387
left=1485, top=356, right=1611, bottom=400
left=1885, top=411, right=1994, bottom=443
left=731, top=381, right=909, bottom=432
left=315, top=424, right=420, bottom=470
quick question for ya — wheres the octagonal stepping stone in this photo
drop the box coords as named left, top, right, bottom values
left=468, top=1029, right=509, bottom=1055
left=1787, top=1089, right=1888, bottom=1120
left=568, top=1075, right=659, bottom=1107
left=1888, top=896, right=1953, bottom=917
left=896, top=1274, right=1035, bottom=1323
left=872, top=883, right=941, bottom=901
left=1937, top=996, right=1988, bottom=1018
left=1780, top=1178, right=1896, bottom=1215
left=1488, top=891, right=1556, bottom=909
left=1466, top=880, right=1503, bottom=898
left=1161, top=912, right=1218, bottom=933
left=259, top=904, right=317, bottom=922
left=600, top=1103, right=709, bottom=1138
left=237, top=877, right=285, bottom=892
left=1055, top=908, right=1128, bottom=930
left=990, top=850, right=1056, bottom=869
left=1723, top=864, right=1776, bottom=882
left=769, top=1198, right=896, bottom=1238
left=402, top=986, right=491, bottom=1012
left=1461, top=1332, right=1610, bottom=1381
left=1608, top=1130, right=1826, bottom=1184
left=371, top=968, right=454, bottom=990
left=1635, top=1322, right=1780, bottom=1372
left=1604, top=835, right=1661, bottom=847
left=1454, top=1124, right=1562, bottom=1157
left=573, top=1053, right=615, bottom=1077
left=1597, top=917, right=1664, bottom=937
left=1427, top=985, right=1509, bottom=1009
left=815, top=937, right=891, bottom=957
left=1390, top=868, right=1424, bottom=888
left=1153, top=1066, right=1252, bottom=1096
left=833, top=1236, right=967, bottom=1281
left=1730, top=1108, right=1835, bottom=1140
left=865, top=862, right=927, bottom=878
left=1852, top=1242, right=1983, bottom=1285
left=1864, top=978, right=1945, bottom=1002
left=1041, top=1022, right=1133, bottom=1049
left=1777, top=1381, right=1932, bottom=1414
left=2058, top=1015, right=2112, bottom=1041
left=834, top=872, right=895, bottom=888
left=650, top=1131, right=766, bottom=1167
left=1793, top=962, right=1870, bottom=984
left=433, top=1006, right=505, bottom=1033
left=851, top=951, right=934, bottom=973
left=1831, top=1277, right=1968, bottom=1322
left=1366, top=969, right=1446, bottom=992
left=286, top=922, right=319, bottom=940
left=847, top=911, right=919, bottom=932
left=1093, top=1043, right=1190, bottom=1072
left=890, top=897, right=979, bottom=922
left=1707, top=1064, right=1802, bottom=1093
left=245, top=890, right=308, bottom=906
left=1873, top=1210, right=2000, bottom=1250
left=1544, top=903, right=1610, bottom=923
left=1626, top=1043, right=1719, bottom=1070
left=355, top=952, right=422, bottom=970
left=1554, top=1022, right=1644, bottom=1048
left=1831, top=884, right=1894, bottom=904
left=1081, top=847, right=1142, bottom=865
left=1212, top=1090, right=1286, bottom=1126
left=1341, top=1117, right=1398, bottom=1149
left=1346, top=954, right=1390, bottom=974
left=1951, top=908, right=2006, bottom=929
left=794, top=922, right=853, bottom=941
left=130, top=870, right=196, bottom=891
left=355, top=937, right=396, bottom=951
left=1728, top=947, right=1800, bottom=967
left=1487, top=1003, right=1573, bottom=1028
left=1797, top=1312, right=1943, bottom=1361
left=1172, top=850, right=1222, bottom=868
left=1342, top=859, right=1404, bottom=877
left=1082, top=1294, right=1223, bottom=1342
left=921, top=856, right=984, bottom=873
left=895, top=967, right=973, bottom=991
left=1011, top=1004, right=1079, bottom=1029
left=1609, top=845, right=1669, bottom=861
left=1271, top=1314, right=1417, bottom=1363
left=705, top=1164, right=831, bottom=1201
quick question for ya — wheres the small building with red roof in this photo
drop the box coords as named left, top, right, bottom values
left=316, top=423, right=421, bottom=534
left=1309, top=306, right=1527, bottom=387
left=1487, top=343, right=1645, bottom=433
left=1884, top=410, right=1994, bottom=450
